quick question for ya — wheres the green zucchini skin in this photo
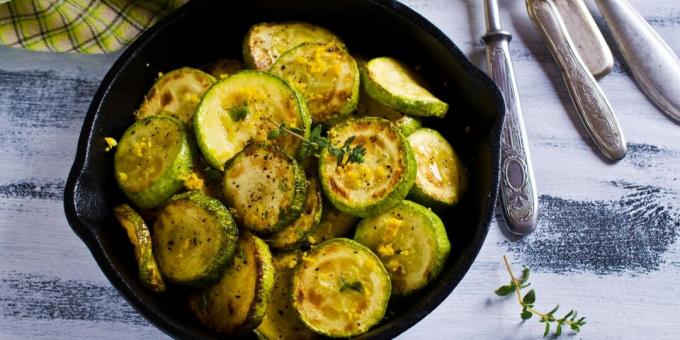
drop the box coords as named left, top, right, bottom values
left=407, top=128, right=467, bottom=207
left=223, top=144, right=308, bottom=235
left=243, top=22, right=344, bottom=71
left=394, top=115, right=422, bottom=136
left=255, top=251, right=319, bottom=340
left=114, top=115, right=195, bottom=209
left=354, top=200, right=450, bottom=295
left=361, top=57, right=448, bottom=118
left=269, top=41, right=359, bottom=124
left=193, top=71, right=311, bottom=170
left=114, top=204, right=166, bottom=293
left=152, top=191, right=239, bottom=286
left=265, top=176, right=323, bottom=250
left=292, top=238, right=391, bottom=337
left=135, top=67, right=216, bottom=125
left=319, top=117, right=416, bottom=217
left=190, top=233, right=275, bottom=335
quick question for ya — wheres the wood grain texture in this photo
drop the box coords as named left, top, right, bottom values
left=1, top=0, right=679, bottom=339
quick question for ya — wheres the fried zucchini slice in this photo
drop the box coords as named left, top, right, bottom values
left=223, top=144, right=307, bottom=234
left=319, top=117, right=416, bottom=217
left=354, top=200, right=450, bottom=295
left=191, top=232, right=274, bottom=335
left=194, top=71, right=311, bottom=170
left=114, top=115, right=195, bottom=209
left=255, top=251, right=319, bottom=340
left=152, top=191, right=239, bottom=286
left=292, top=238, right=391, bottom=337
left=408, top=128, right=467, bottom=206
left=203, top=58, right=242, bottom=79
left=114, top=204, right=166, bottom=293
left=306, top=202, right=357, bottom=245
left=135, top=67, right=216, bottom=125
left=265, top=176, right=323, bottom=250
left=270, top=42, right=359, bottom=124
left=243, top=22, right=343, bottom=71
left=362, top=57, right=448, bottom=118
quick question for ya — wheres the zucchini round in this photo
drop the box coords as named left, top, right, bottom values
left=356, top=87, right=422, bottom=136
left=243, top=22, right=343, bottom=71
left=152, top=191, right=239, bottom=286
left=265, top=176, right=323, bottom=250
left=190, top=232, right=274, bottom=335
left=394, top=115, right=422, bottom=136
left=269, top=42, right=359, bottom=124
left=194, top=71, right=311, bottom=170
left=354, top=200, right=450, bottom=295
left=292, top=238, right=390, bottom=337
left=135, top=67, right=216, bottom=125
left=114, top=115, right=195, bottom=209
left=319, top=117, right=416, bottom=217
left=408, top=128, right=467, bottom=206
left=362, top=57, right=448, bottom=118
left=223, top=144, right=307, bottom=235
left=306, top=202, right=357, bottom=245
left=114, top=204, right=166, bottom=293
left=255, top=251, right=319, bottom=340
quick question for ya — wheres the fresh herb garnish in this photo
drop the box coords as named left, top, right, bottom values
left=339, top=276, right=364, bottom=293
left=228, top=105, right=249, bottom=121
left=266, top=120, right=366, bottom=165
left=495, top=255, right=586, bottom=337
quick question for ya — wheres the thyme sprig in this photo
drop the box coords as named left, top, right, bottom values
left=495, top=255, right=586, bottom=337
left=266, top=120, right=366, bottom=165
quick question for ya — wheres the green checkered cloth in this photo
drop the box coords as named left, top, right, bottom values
left=0, top=0, right=187, bottom=54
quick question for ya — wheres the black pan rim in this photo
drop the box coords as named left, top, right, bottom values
left=64, top=0, right=504, bottom=338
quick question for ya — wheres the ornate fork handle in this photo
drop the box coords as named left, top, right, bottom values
left=527, top=0, right=627, bottom=161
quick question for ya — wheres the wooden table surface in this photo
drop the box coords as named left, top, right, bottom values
left=1, top=0, right=679, bottom=338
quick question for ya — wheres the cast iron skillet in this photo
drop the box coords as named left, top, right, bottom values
left=64, top=0, right=504, bottom=338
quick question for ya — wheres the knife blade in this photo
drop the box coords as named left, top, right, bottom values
left=483, top=0, right=538, bottom=235
left=526, top=0, right=627, bottom=161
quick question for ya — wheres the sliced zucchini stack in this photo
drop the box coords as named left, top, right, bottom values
left=292, top=238, right=391, bottom=337
left=354, top=200, right=450, bottom=295
left=194, top=71, right=311, bottom=170
left=135, top=67, right=216, bottom=125
left=114, top=115, right=195, bottom=209
left=306, top=202, right=357, bottom=245
left=243, top=22, right=343, bottom=70
left=319, top=117, right=416, bottom=217
left=114, top=204, right=165, bottom=293
left=152, top=191, right=239, bottom=286
left=255, top=251, right=319, bottom=340
left=223, top=144, right=307, bottom=235
left=265, top=176, right=323, bottom=250
left=362, top=57, right=448, bottom=118
left=408, top=128, right=467, bottom=206
left=270, top=42, right=359, bottom=124
left=191, top=233, right=274, bottom=335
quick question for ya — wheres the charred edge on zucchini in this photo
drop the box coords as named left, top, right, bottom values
left=191, top=233, right=274, bottom=335
left=270, top=41, right=359, bottom=124
left=135, top=67, right=216, bottom=125
left=114, top=204, right=166, bottom=293
left=319, top=117, right=416, bottom=217
left=354, top=200, right=450, bottom=295
left=114, top=115, right=195, bottom=209
left=223, top=144, right=307, bottom=235
left=152, top=191, right=239, bottom=286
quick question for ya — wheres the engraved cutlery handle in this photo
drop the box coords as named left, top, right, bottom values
left=595, top=0, right=680, bottom=122
left=527, top=0, right=627, bottom=161
left=484, top=0, right=538, bottom=235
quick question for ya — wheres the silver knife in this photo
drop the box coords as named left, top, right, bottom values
left=483, top=0, right=538, bottom=235
left=595, top=0, right=680, bottom=122
left=526, top=0, right=627, bottom=161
